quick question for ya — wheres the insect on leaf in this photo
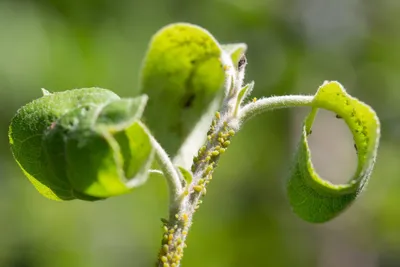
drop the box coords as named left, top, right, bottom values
left=287, top=81, right=380, bottom=223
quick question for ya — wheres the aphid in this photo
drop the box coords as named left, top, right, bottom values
left=223, top=140, right=230, bottom=147
left=238, top=54, right=247, bottom=71
left=193, top=185, right=203, bottom=193
left=212, top=150, right=219, bottom=156
left=163, top=245, right=169, bottom=253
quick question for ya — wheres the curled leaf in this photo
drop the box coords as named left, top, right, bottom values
left=140, top=23, right=224, bottom=157
left=288, top=81, right=380, bottom=223
left=9, top=88, right=154, bottom=201
left=140, top=23, right=246, bottom=163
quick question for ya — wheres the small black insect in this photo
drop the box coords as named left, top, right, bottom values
left=238, top=54, right=247, bottom=71
left=335, top=114, right=342, bottom=119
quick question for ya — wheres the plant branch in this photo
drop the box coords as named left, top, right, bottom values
left=147, top=129, right=184, bottom=204
left=154, top=57, right=316, bottom=267
left=156, top=111, right=236, bottom=267
left=238, top=95, right=314, bottom=125
left=155, top=59, right=241, bottom=267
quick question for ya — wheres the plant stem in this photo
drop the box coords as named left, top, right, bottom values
left=155, top=59, right=315, bottom=267
left=148, top=131, right=184, bottom=211
left=156, top=109, right=236, bottom=267
left=238, top=95, right=314, bottom=125
left=155, top=58, right=240, bottom=266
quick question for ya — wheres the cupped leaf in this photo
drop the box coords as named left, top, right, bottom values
left=288, top=81, right=380, bottom=223
left=63, top=122, right=153, bottom=198
left=9, top=88, right=154, bottom=201
left=140, top=23, right=246, bottom=162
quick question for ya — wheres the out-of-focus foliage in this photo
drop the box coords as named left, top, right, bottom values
left=0, top=0, right=399, bottom=266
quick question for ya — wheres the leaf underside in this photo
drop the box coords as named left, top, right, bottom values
left=140, top=23, right=247, bottom=163
left=9, top=88, right=154, bottom=201
left=288, top=81, right=380, bottom=223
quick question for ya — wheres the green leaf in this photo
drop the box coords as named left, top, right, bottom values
left=9, top=88, right=154, bottom=201
left=139, top=23, right=226, bottom=158
left=41, top=88, right=51, bottom=96
left=288, top=81, right=380, bottom=223
left=177, top=166, right=193, bottom=186
left=63, top=122, right=154, bottom=198
left=221, top=43, right=247, bottom=66
left=235, top=81, right=254, bottom=116
left=96, top=96, right=148, bottom=130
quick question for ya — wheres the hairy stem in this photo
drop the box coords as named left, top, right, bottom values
left=148, top=130, right=184, bottom=207
left=155, top=59, right=315, bottom=267
left=239, top=95, right=314, bottom=125
left=156, top=109, right=236, bottom=267
left=155, top=57, right=240, bottom=266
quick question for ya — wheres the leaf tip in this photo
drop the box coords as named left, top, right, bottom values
left=41, top=88, right=52, bottom=96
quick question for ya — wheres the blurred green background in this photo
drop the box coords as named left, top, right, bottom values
left=1, top=0, right=399, bottom=266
